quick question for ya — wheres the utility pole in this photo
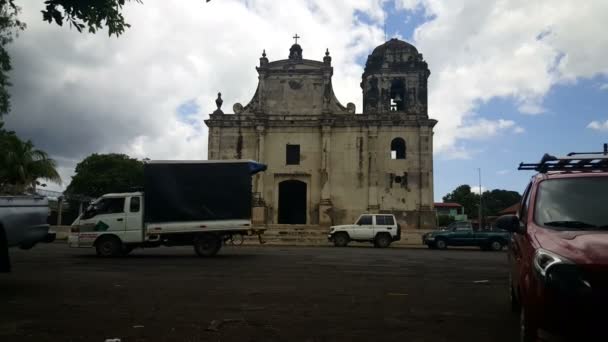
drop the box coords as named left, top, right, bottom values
left=478, top=168, right=482, bottom=230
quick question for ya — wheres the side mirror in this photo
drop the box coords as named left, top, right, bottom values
left=495, top=215, right=522, bottom=233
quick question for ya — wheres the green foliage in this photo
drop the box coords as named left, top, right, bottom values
left=442, top=185, right=479, bottom=218
left=0, top=124, right=61, bottom=193
left=437, top=214, right=455, bottom=227
left=481, top=189, right=521, bottom=217
left=443, top=185, right=522, bottom=219
left=65, top=153, right=143, bottom=198
left=41, top=0, right=141, bottom=37
left=0, top=0, right=25, bottom=117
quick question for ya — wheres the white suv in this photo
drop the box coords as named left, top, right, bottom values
left=328, top=214, right=401, bottom=248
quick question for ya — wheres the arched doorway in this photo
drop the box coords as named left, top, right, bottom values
left=278, top=180, right=307, bottom=224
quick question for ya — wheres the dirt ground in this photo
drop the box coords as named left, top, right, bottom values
left=1, top=243, right=518, bottom=342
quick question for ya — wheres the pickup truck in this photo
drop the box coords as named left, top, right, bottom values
left=1, top=195, right=55, bottom=272
left=328, top=213, right=401, bottom=248
left=422, top=221, right=509, bottom=251
left=69, top=160, right=267, bottom=257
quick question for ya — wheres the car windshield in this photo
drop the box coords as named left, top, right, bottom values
left=535, top=177, right=608, bottom=231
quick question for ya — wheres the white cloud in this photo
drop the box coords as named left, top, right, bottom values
left=4, top=0, right=386, bottom=190
left=457, top=118, right=523, bottom=140
left=470, top=185, right=487, bottom=195
left=513, top=126, right=525, bottom=134
left=587, top=120, right=608, bottom=132
left=497, top=169, right=511, bottom=175
left=395, top=0, right=608, bottom=155
left=600, top=83, right=608, bottom=91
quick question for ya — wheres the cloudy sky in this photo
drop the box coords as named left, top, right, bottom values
left=4, top=0, right=608, bottom=200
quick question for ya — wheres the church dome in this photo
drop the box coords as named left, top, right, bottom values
left=370, top=38, right=418, bottom=57
left=363, top=38, right=425, bottom=75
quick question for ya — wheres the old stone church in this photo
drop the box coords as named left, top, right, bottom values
left=205, top=38, right=437, bottom=229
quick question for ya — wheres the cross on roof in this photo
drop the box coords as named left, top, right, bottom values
left=293, top=34, right=300, bottom=44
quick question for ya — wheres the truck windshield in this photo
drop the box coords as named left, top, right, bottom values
left=535, top=177, right=608, bottom=231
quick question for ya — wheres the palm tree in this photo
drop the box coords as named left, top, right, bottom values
left=0, top=134, right=61, bottom=194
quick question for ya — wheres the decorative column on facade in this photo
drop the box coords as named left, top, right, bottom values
left=319, top=124, right=333, bottom=226
left=367, top=125, right=379, bottom=212
left=209, top=127, right=221, bottom=160
left=252, top=124, right=267, bottom=225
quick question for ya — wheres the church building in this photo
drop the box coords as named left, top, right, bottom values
left=205, top=37, right=437, bottom=229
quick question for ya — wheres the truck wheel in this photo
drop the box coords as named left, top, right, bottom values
left=194, top=234, right=222, bottom=257
left=333, top=233, right=349, bottom=247
left=490, top=240, right=504, bottom=251
left=374, top=234, right=391, bottom=248
left=0, top=226, right=10, bottom=273
left=95, top=236, right=123, bottom=257
left=435, top=238, right=447, bottom=250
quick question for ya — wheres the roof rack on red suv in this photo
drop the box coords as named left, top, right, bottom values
left=518, top=143, right=608, bottom=173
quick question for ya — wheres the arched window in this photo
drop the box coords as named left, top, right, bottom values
left=391, top=138, right=406, bottom=159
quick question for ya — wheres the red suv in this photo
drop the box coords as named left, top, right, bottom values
left=496, top=148, right=608, bottom=341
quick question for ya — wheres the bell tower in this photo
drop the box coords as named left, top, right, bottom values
left=361, top=38, right=430, bottom=115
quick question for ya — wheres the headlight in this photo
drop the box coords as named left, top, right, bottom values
left=533, top=249, right=571, bottom=277
left=534, top=249, right=591, bottom=294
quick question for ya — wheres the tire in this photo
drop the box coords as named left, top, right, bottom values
left=194, top=234, right=222, bottom=257
left=435, top=238, right=448, bottom=250
left=520, top=306, right=537, bottom=342
left=333, top=233, right=349, bottom=247
left=374, top=234, right=391, bottom=248
left=95, top=236, right=123, bottom=257
left=427, top=244, right=436, bottom=249
left=490, top=240, right=504, bottom=251
left=0, top=226, right=10, bottom=273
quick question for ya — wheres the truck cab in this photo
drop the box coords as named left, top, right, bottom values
left=69, top=192, right=143, bottom=255
left=328, top=214, right=401, bottom=248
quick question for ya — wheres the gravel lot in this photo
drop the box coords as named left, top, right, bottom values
left=1, top=243, right=518, bottom=341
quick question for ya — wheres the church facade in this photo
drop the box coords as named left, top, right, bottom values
left=205, top=38, right=437, bottom=229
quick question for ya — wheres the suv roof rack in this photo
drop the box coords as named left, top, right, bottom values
left=518, top=143, right=608, bottom=173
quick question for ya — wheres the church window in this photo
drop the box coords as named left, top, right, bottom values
left=286, top=144, right=300, bottom=165
left=390, top=79, right=406, bottom=111
left=391, top=138, right=406, bottom=159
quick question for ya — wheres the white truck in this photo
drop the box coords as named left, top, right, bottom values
left=69, top=160, right=267, bottom=257
left=1, top=195, right=55, bottom=272
left=328, top=213, right=401, bottom=248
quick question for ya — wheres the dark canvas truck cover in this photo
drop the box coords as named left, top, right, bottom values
left=143, top=160, right=267, bottom=224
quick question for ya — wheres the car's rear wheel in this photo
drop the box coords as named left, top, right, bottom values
left=374, top=234, right=391, bottom=248
left=490, top=240, right=504, bottom=251
left=435, top=238, right=447, bottom=250
left=194, top=234, right=222, bottom=257
left=333, top=233, right=349, bottom=247
left=95, top=236, right=123, bottom=257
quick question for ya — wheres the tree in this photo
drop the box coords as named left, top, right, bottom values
left=40, top=0, right=141, bottom=37
left=0, top=1, right=25, bottom=117
left=65, top=153, right=143, bottom=199
left=0, top=129, right=61, bottom=193
left=442, top=185, right=480, bottom=218
left=442, top=184, right=522, bottom=220
left=481, top=189, right=521, bottom=217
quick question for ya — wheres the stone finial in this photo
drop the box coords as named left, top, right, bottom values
left=323, top=48, right=331, bottom=65
left=213, top=92, right=224, bottom=115
left=260, top=49, right=269, bottom=66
